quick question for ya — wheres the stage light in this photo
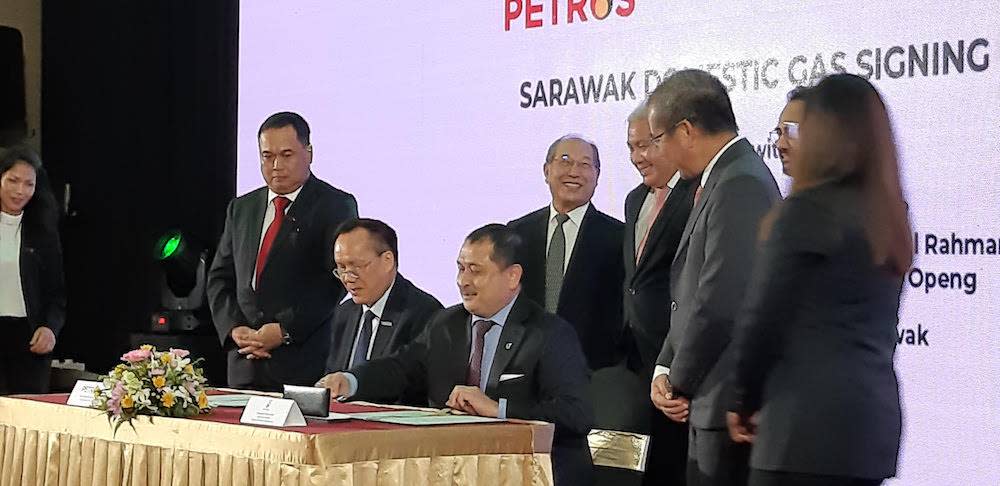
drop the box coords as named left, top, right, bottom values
left=151, top=230, right=209, bottom=333
left=159, top=233, right=181, bottom=260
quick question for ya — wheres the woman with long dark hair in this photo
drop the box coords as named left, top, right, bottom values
left=0, top=145, right=65, bottom=394
left=727, top=74, right=911, bottom=486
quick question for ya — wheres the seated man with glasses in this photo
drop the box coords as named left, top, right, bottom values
left=768, top=86, right=810, bottom=177
left=316, top=218, right=442, bottom=401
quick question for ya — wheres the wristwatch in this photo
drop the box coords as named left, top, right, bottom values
left=281, top=328, right=293, bottom=346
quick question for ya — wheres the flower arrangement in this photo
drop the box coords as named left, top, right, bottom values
left=94, top=345, right=213, bottom=431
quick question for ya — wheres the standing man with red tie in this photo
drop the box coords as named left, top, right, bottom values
left=622, top=101, right=699, bottom=485
left=208, top=112, right=358, bottom=390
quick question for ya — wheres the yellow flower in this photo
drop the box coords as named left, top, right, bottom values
left=141, top=344, right=153, bottom=351
left=197, top=392, right=208, bottom=409
left=161, top=392, right=175, bottom=408
left=122, top=395, right=134, bottom=409
left=160, top=353, right=173, bottom=364
left=184, top=364, right=194, bottom=375
left=152, top=375, right=166, bottom=389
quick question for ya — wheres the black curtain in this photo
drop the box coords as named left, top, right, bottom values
left=41, top=1, right=238, bottom=373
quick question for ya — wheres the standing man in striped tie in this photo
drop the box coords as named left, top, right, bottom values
left=208, top=111, right=358, bottom=391
left=508, top=134, right=624, bottom=370
left=622, top=101, right=700, bottom=485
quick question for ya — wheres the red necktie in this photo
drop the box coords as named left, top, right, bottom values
left=636, top=186, right=670, bottom=262
left=466, top=319, right=496, bottom=388
left=694, top=185, right=704, bottom=206
left=255, top=196, right=290, bottom=283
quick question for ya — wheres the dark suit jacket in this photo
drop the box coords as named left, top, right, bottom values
left=350, top=295, right=595, bottom=485
left=731, top=181, right=902, bottom=479
left=325, top=272, right=442, bottom=373
left=508, top=204, right=624, bottom=369
left=207, top=174, right=358, bottom=389
left=622, top=177, right=697, bottom=375
left=657, top=138, right=780, bottom=429
left=18, top=219, right=66, bottom=336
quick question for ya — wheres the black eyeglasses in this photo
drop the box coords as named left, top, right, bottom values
left=650, top=119, right=687, bottom=147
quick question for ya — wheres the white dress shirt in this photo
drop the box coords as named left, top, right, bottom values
left=0, top=211, right=27, bottom=317
left=252, top=185, right=303, bottom=289
left=634, top=171, right=681, bottom=250
left=347, top=278, right=395, bottom=365
left=547, top=202, right=590, bottom=272
left=699, top=136, right=743, bottom=189
left=654, top=135, right=744, bottom=382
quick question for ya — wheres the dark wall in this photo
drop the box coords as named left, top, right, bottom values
left=41, top=1, right=238, bottom=373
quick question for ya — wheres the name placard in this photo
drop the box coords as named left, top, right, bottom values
left=66, top=380, right=103, bottom=408
left=239, top=396, right=307, bottom=427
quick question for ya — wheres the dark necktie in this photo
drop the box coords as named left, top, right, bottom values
left=351, top=310, right=377, bottom=367
left=466, top=319, right=496, bottom=388
left=255, top=196, right=290, bottom=282
left=545, top=213, right=570, bottom=312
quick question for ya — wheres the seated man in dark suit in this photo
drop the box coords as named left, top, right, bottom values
left=508, top=134, right=624, bottom=370
left=320, top=224, right=594, bottom=485
left=317, top=218, right=442, bottom=396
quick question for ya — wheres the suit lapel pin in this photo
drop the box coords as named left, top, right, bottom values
left=380, top=321, right=393, bottom=327
left=505, top=342, right=512, bottom=350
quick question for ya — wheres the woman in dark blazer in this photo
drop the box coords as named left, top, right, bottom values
left=0, top=145, right=65, bottom=394
left=727, top=74, right=912, bottom=486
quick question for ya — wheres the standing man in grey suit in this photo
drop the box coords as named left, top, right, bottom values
left=208, top=112, right=358, bottom=390
left=508, top=134, right=624, bottom=370
left=622, top=102, right=698, bottom=485
left=647, top=70, right=780, bottom=485
left=319, top=218, right=442, bottom=387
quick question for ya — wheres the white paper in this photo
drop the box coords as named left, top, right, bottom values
left=66, top=380, right=103, bottom=408
left=372, top=415, right=505, bottom=426
left=207, top=394, right=254, bottom=408
left=239, top=396, right=307, bottom=427
left=313, top=412, right=352, bottom=421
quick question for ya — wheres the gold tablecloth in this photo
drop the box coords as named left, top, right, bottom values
left=0, top=396, right=554, bottom=485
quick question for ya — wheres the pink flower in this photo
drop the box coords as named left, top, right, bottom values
left=121, top=348, right=152, bottom=363
left=169, top=348, right=190, bottom=358
left=108, top=382, right=125, bottom=415
left=184, top=380, right=198, bottom=396
left=149, top=368, right=165, bottom=376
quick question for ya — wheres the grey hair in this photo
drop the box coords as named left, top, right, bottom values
left=544, top=134, right=601, bottom=170
left=627, top=101, right=648, bottom=123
